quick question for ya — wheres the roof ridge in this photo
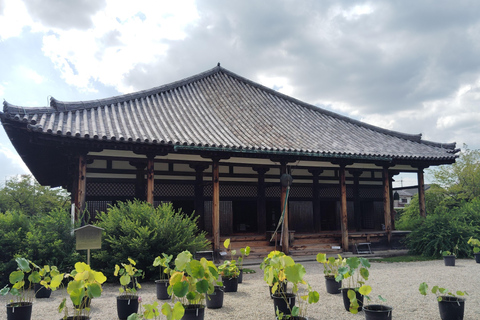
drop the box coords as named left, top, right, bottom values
left=49, top=65, right=223, bottom=112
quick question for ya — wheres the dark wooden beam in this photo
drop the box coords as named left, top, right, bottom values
left=254, top=167, right=269, bottom=234
left=339, top=164, right=349, bottom=252
left=190, top=164, right=209, bottom=230
left=309, top=169, right=323, bottom=232
left=383, top=166, right=392, bottom=244
left=212, top=158, right=220, bottom=257
left=417, top=168, right=426, bottom=218
left=280, top=162, right=290, bottom=255
left=74, top=154, right=87, bottom=221
left=146, top=156, right=155, bottom=205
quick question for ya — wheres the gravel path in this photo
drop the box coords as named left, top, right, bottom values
left=2, top=258, right=479, bottom=319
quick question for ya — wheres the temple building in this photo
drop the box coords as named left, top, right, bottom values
left=0, top=64, right=458, bottom=256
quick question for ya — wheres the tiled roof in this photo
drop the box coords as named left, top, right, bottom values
left=1, top=65, right=457, bottom=162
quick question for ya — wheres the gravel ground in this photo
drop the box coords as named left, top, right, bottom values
left=2, top=258, right=479, bottom=320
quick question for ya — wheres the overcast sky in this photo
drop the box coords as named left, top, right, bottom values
left=1, top=0, right=479, bottom=188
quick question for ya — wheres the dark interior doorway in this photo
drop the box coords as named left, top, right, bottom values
left=232, top=200, right=257, bottom=233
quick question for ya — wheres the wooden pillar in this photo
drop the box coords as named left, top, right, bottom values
left=130, top=161, right=147, bottom=201
left=254, top=167, right=269, bottom=235
left=383, top=166, right=392, bottom=244
left=146, top=156, right=155, bottom=205
left=418, top=168, right=426, bottom=218
left=350, top=170, right=362, bottom=231
left=309, top=169, right=323, bottom=232
left=191, top=164, right=209, bottom=231
left=389, top=172, right=396, bottom=230
left=280, top=162, right=290, bottom=255
left=339, top=164, right=349, bottom=252
left=74, top=154, right=87, bottom=221
left=212, top=158, right=220, bottom=255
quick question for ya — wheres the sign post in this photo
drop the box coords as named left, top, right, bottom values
left=74, top=225, right=104, bottom=265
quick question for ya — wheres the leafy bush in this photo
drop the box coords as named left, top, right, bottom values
left=406, top=199, right=480, bottom=258
left=25, top=208, right=82, bottom=271
left=93, top=200, right=210, bottom=281
left=0, top=210, right=30, bottom=286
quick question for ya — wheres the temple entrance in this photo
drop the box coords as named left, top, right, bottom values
left=232, top=200, right=257, bottom=233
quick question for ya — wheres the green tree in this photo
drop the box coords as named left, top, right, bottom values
left=0, top=175, right=69, bottom=215
left=429, top=145, right=480, bottom=204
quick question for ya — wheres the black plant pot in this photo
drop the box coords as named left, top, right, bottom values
left=222, top=276, right=238, bottom=292
left=155, top=279, right=171, bottom=300
left=340, top=288, right=364, bottom=312
left=206, top=286, right=224, bottom=309
left=238, top=269, right=243, bottom=283
left=6, top=302, right=32, bottom=320
left=34, top=283, right=52, bottom=299
left=181, top=304, right=205, bottom=320
left=269, top=281, right=288, bottom=298
left=325, top=275, right=341, bottom=294
left=272, top=292, right=296, bottom=316
left=438, top=296, right=465, bottom=320
left=474, top=253, right=480, bottom=263
left=364, top=304, right=393, bottom=320
left=117, top=295, right=139, bottom=320
left=444, top=255, right=456, bottom=266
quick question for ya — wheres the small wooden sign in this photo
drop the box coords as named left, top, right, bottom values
left=74, top=225, right=104, bottom=250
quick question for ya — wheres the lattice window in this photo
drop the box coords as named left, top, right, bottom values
left=319, top=186, right=340, bottom=198
left=154, top=184, right=195, bottom=197
left=265, top=186, right=280, bottom=198
left=203, top=184, right=258, bottom=197
left=86, top=182, right=135, bottom=196
left=289, top=186, right=312, bottom=198
left=86, top=200, right=112, bottom=216
left=359, top=187, right=384, bottom=199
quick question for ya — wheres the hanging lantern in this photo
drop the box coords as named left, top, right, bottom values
left=280, top=173, right=293, bottom=187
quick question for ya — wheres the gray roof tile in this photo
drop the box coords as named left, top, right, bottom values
left=2, top=65, right=457, bottom=161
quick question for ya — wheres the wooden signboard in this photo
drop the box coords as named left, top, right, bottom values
left=74, top=225, right=104, bottom=265
left=75, top=225, right=103, bottom=250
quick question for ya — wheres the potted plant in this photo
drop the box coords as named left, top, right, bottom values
left=260, top=250, right=288, bottom=298
left=336, top=256, right=371, bottom=313
left=153, top=253, right=173, bottom=300
left=218, top=260, right=239, bottom=293
left=58, top=261, right=107, bottom=320
left=167, top=250, right=219, bottom=320
left=237, top=245, right=250, bottom=283
left=441, top=248, right=457, bottom=266
left=361, top=287, right=393, bottom=320
left=205, top=283, right=224, bottom=309
left=467, top=237, right=480, bottom=263
left=218, top=239, right=240, bottom=292
left=127, top=300, right=184, bottom=320
left=316, top=253, right=344, bottom=294
left=32, top=264, right=63, bottom=299
left=114, top=258, right=144, bottom=320
left=419, top=282, right=468, bottom=320
left=0, top=258, right=43, bottom=320
left=262, top=251, right=319, bottom=319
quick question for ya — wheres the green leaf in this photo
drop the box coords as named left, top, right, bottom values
left=359, top=285, right=372, bottom=296
left=419, top=282, right=428, bottom=296
left=284, top=263, right=306, bottom=283
left=0, top=285, right=10, bottom=296
left=120, top=274, right=131, bottom=286
left=308, top=290, right=320, bottom=304
left=172, top=302, right=185, bottom=319
left=29, top=271, right=41, bottom=284
left=316, top=253, right=327, bottom=263
left=224, top=238, right=230, bottom=249
left=175, top=251, right=192, bottom=271
left=9, top=270, right=24, bottom=284
left=196, top=279, right=209, bottom=294
left=172, top=281, right=189, bottom=297
left=16, top=257, right=31, bottom=272
left=291, top=306, right=299, bottom=316
left=189, top=259, right=205, bottom=279
left=87, top=283, right=103, bottom=298
left=359, top=267, right=369, bottom=280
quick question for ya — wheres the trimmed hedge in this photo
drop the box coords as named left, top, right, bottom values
left=92, top=200, right=210, bottom=281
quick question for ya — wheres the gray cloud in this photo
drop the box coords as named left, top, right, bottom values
left=24, top=0, right=106, bottom=30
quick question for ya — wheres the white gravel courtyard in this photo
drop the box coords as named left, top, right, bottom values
left=2, top=258, right=479, bottom=320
